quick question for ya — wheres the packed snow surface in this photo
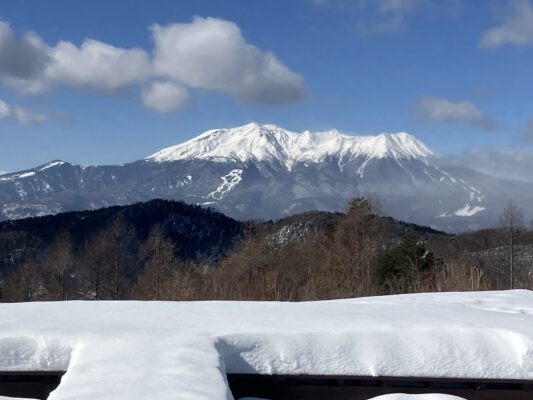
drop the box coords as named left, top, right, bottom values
left=146, top=122, right=434, bottom=168
left=0, top=291, right=532, bottom=400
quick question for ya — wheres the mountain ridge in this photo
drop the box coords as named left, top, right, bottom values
left=0, top=122, right=531, bottom=231
left=146, top=123, right=434, bottom=169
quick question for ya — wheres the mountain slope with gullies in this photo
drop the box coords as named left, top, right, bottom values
left=1, top=123, right=530, bottom=231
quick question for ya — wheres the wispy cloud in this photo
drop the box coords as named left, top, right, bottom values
left=481, top=0, right=533, bottom=48
left=373, top=0, right=426, bottom=32
left=0, top=98, right=46, bottom=125
left=414, top=96, right=498, bottom=130
left=441, top=148, right=533, bottom=183
left=523, top=118, right=533, bottom=141
left=312, top=0, right=427, bottom=33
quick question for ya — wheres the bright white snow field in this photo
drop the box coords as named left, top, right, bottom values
left=0, top=290, right=532, bottom=400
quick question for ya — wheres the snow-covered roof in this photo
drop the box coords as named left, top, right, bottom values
left=0, top=290, right=532, bottom=400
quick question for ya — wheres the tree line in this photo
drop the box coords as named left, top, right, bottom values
left=0, top=198, right=531, bottom=302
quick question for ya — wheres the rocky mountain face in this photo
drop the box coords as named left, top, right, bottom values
left=1, top=123, right=531, bottom=231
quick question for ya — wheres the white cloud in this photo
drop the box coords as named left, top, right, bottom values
left=481, top=0, right=533, bottom=48
left=0, top=99, right=10, bottom=119
left=3, top=77, right=48, bottom=95
left=151, top=17, right=306, bottom=105
left=0, top=17, right=307, bottom=112
left=0, top=98, right=46, bottom=125
left=141, top=80, right=189, bottom=113
left=0, top=22, right=152, bottom=93
left=45, top=39, right=152, bottom=91
left=414, top=96, right=497, bottom=130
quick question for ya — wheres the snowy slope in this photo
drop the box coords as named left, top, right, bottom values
left=146, top=123, right=434, bottom=168
left=0, top=291, right=532, bottom=400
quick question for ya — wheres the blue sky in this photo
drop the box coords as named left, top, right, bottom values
left=1, top=0, right=533, bottom=172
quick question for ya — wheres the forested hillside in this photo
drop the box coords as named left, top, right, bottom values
left=0, top=198, right=530, bottom=302
left=0, top=199, right=242, bottom=300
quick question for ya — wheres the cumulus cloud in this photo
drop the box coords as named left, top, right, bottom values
left=45, top=39, right=152, bottom=92
left=0, top=20, right=50, bottom=80
left=151, top=17, right=306, bottom=105
left=141, top=80, right=189, bottom=113
left=414, top=96, right=498, bottom=130
left=481, top=0, right=533, bottom=48
left=0, top=98, right=46, bottom=125
left=0, top=17, right=306, bottom=112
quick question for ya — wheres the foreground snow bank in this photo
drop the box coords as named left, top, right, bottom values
left=0, top=397, right=36, bottom=400
left=0, top=290, right=532, bottom=400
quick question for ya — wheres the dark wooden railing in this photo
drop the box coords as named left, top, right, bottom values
left=228, top=374, right=533, bottom=400
left=0, top=371, right=64, bottom=400
left=1, top=371, right=531, bottom=400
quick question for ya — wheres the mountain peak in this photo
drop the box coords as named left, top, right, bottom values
left=146, top=123, right=434, bottom=166
left=38, top=160, right=67, bottom=170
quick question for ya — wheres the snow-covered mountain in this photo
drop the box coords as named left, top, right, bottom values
left=0, top=123, right=531, bottom=231
left=147, top=122, right=434, bottom=168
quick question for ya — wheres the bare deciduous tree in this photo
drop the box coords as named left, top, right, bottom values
left=42, top=232, right=74, bottom=300
left=499, top=200, right=524, bottom=289
left=134, top=224, right=177, bottom=300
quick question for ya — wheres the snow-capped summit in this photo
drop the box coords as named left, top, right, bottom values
left=146, top=123, right=434, bottom=168
left=38, top=160, right=66, bottom=170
